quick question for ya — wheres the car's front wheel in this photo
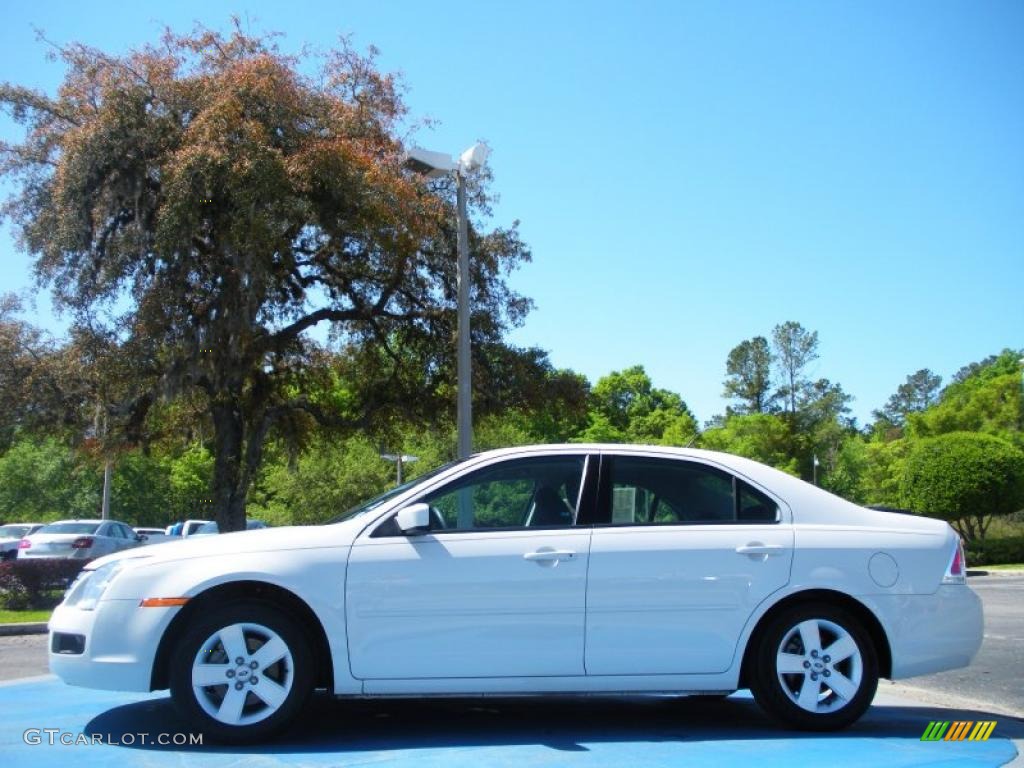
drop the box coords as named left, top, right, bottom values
left=749, top=603, right=879, bottom=730
left=169, top=601, right=313, bottom=743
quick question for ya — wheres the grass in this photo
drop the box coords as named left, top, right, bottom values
left=0, top=609, right=51, bottom=624
left=984, top=516, right=1024, bottom=538
left=978, top=563, right=1024, bottom=571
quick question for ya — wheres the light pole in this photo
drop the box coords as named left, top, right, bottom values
left=1019, top=357, right=1024, bottom=429
left=404, top=143, right=491, bottom=461
left=381, top=453, right=419, bottom=486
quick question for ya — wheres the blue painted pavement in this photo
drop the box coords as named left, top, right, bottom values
left=0, top=677, right=1017, bottom=767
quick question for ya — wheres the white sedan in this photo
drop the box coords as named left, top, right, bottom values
left=0, top=523, right=43, bottom=560
left=19, top=519, right=144, bottom=560
left=48, top=445, right=982, bottom=743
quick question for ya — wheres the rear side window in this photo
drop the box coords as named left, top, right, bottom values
left=39, top=523, right=101, bottom=535
left=604, top=456, right=779, bottom=525
left=738, top=480, right=780, bottom=522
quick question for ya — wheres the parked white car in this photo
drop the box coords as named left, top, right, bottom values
left=18, top=519, right=143, bottom=560
left=192, top=520, right=268, bottom=536
left=134, top=527, right=172, bottom=545
left=0, top=523, right=43, bottom=560
left=181, top=519, right=212, bottom=537
left=48, top=445, right=982, bottom=743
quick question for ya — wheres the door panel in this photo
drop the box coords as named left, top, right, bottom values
left=347, top=529, right=591, bottom=678
left=346, top=452, right=595, bottom=680
left=586, top=524, right=792, bottom=674
left=584, top=454, right=793, bottom=675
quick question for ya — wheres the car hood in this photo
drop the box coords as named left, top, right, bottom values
left=85, top=517, right=366, bottom=570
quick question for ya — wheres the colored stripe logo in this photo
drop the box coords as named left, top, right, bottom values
left=920, top=721, right=996, bottom=742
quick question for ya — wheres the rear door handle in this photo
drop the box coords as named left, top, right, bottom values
left=523, top=549, right=576, bottom=562
left=736, top=543, right=786, bottom=556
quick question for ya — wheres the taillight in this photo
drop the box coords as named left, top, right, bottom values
left=71, top=537, right=94, bottom=549
left=942, top=537, right=967, bottom=585
left=17, top=539, right=30, bottom=549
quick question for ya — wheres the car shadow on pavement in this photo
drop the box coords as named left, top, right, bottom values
left=84, top=691, right=1024, bottom=754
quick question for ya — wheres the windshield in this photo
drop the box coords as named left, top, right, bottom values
left=326, top=460, right=461, bottom=524
left=196, top=521, right=219, bottom=534
left=0, top=525, right=31, bottom=538
left=39, top=522, right=100, bottom=535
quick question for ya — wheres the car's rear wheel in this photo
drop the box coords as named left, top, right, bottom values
left=749, top=603, right=878, bottom=730
left=169, top=601, right=313, bottom=743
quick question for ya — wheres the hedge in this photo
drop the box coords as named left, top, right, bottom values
left=0, top=559, right=89, bottom=610
left=964, top=536, right=1024, bottom=567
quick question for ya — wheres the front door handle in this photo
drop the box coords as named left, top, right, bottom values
left=523, top=549, right=577, bottom=562
left=736, top=543, right=786, bottom=556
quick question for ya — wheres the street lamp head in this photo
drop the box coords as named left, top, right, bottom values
left=403, top=147, right=458, bottom=179
left=459, top=142, right=491, bottom=172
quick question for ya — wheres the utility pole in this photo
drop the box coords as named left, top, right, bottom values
left=455, top=171, right=472, bottom=461
left=403, top=142, right=490, bottom=463
left=94, top=404, right=112, bottom=520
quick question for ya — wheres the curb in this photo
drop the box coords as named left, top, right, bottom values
left=0, top=622, right=48, bottom=637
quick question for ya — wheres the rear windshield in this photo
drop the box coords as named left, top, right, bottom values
left=38, top=523, right=100, bottom=535
left=0, top=525, right=31, bottom=538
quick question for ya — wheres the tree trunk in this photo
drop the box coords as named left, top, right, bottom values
left=211, top=401, right=249, bottom=533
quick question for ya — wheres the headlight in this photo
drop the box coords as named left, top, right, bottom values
left=63, top=561, right=125, bottom=611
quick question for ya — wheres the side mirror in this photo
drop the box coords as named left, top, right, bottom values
left=396, top=503, right=431, bottom=536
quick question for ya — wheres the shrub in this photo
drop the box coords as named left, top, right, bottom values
left=964, top=536, right=1024, bottom=567
left=0, top=559, right=89, bottom=610
left=902, top=432, right=1024, bottom=541
left=0, top=563, right=30, bottom=610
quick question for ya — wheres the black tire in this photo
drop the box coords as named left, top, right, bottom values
left=169, top=601, right=314, bottom=743
left=749, top=602, right=878, bottom=731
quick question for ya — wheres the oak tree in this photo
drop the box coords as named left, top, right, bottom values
left=1, top=25, right=531, bottom=530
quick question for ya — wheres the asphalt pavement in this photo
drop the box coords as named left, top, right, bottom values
left=0, top=633, right=48, bottom=681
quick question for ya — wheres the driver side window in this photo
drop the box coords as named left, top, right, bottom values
left=423, top=456, right=585, bottom=531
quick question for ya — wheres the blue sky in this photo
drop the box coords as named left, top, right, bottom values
left=1, top=1, right=1022, bottom=425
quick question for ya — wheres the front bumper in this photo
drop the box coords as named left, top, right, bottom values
left=48, top=598, right=180, bottom=692
left=866, top=585, right=984, bottom=679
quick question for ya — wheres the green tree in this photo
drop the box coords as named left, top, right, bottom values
left=902, top=432, right=1024, bottom=541
left=874, top=369, right=942, bottom=427
left=723, top=336, right=773, bottom=414
left=796, top=377, right=855, bottom=481
left=168, top=445, right=215, bottom=521
left=0, top=436, right=99, bottom=522
left=858, top=438, right=912, bottom=507
left=250, top=435, right=394, bottom=526
left=109, top=451, right=173, bottom=527
left=579, top=366, right=697, bottom=445
left=821, top=435, right=869, bottom=503
left=772, top=321, right=819, bottom=417
left=700, top=413, right=799, bottom=475
left=907, top=350, right=1023, bottom=447
left=1, top=25, right=532, bottom=530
